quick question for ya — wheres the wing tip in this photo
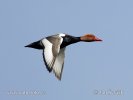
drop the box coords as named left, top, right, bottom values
left=54, top=71, right=63, bottom=81
left=56, top=75, right=62, bottom=81
left=46, top=67, right=52, bottom=72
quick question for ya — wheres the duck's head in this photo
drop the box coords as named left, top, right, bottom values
left=80, top=34, right=102, bottom=42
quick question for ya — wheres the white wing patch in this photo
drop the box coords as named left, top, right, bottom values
left=42, top=39, right=55, bottom=71
left=53, top=47, right=66, bottom=80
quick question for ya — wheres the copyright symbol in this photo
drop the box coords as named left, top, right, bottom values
left=94, top=90, right=99, bottom=95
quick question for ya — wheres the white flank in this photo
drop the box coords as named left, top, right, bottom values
left=58, top=33, right=65, bottom=37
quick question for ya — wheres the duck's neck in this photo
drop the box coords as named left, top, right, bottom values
left=61, top=36, right=80, bottom=48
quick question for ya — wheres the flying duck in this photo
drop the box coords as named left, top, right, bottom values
left=25, top=33, right=102, bottom=80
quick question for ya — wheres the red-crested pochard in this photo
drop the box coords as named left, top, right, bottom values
left=25, top=33, right=102, bottom=80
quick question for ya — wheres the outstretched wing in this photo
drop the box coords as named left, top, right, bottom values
left=42, top=35, right=63, bottom=72
left=53, top=47, right=66, bottom=80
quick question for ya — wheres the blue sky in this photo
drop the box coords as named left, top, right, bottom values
left=0, top=0, right=133, bottom=100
